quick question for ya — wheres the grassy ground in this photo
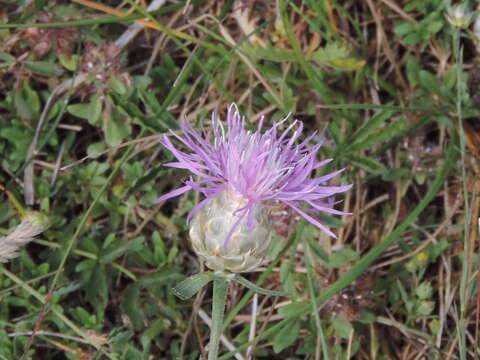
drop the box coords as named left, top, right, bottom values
left=0, top=0, right=478, bottom=359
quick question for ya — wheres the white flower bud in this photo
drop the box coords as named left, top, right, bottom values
left=189, top=190, right=272, bottom=273
left=446, top=2, right=472, bottom=29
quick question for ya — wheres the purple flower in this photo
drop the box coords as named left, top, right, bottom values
left=157, top=104, right=351, bottom=246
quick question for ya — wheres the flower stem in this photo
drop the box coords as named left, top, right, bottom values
left=208, top=277, right=229, bottom=360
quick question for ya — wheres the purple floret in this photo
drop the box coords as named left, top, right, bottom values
left=157, top=104, right=351, bottom=240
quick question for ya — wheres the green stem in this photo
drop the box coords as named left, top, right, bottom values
left=304, top=239, right=329, bottom=360
left=209, top=278, right=229, bottom=360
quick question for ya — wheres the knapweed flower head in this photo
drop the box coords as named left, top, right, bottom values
left=157, top=104, right=351, bottom=272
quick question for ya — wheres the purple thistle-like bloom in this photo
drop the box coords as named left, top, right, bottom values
left=157, top=104, right=351, bottom=247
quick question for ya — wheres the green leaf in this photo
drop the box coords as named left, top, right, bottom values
left=105, top=117, right=131, bottom=147
left=133, top=75, right=152, bottom=89
left=403, top=32, right=421, bottom=45
left=100, top=236, right=145, bottom=264
left=331, top=317, right=353, bottom=338
left=394, top=21, right=414, bottom=36
left=172, top=272, right=215, bottom=300
left=309, top=42, right=365, bottom=70
left=419, top=70, right=446, bottom=97
left=241, top=44, right=297, bottom=62
left=306, top=237, right=329, bottom=264
left=348, top=154, right=387, bottom=174
left=68, top=103, right=90, bottom=119
left=58, top=53, right=79, bottom=71
left=109, top=76, right=127, bottom=95
left=14, top=90, right=36, bottom=121
left=348, top=110, right=395, bottom=145
left=349, top=118, right=407, bottom=151
left=141, top=319, right=164, bottom=352
left=416, top=300, right=434, bottom=316
left=87, top=142, right=107, bottom=159
left=329, top=247, right=359, bottom=268
left=382, top=168, right=409, bottom=181
left=67, top=97, right=102, bottom=125
left=233, top=275, right=287, bottom=297
left=122, top=347, right=143, bottom=360
left=0, top=52, right=15, bottom=68
left=121, top=283, right=145, bottom=330
left=24, top=61, right=63, bottom=77
left=415, top=282, right=432, bottom=300
left=428, top=237, right=448, bottom=261
left=273, top=319, right=300, bottom=353
left=85, top=264, right=109, bottom=314
left=277, top=301, right=309, bottom=318
left=405, top=56, right=420, bottom=88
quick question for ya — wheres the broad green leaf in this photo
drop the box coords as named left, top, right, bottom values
left=306, top=237, right=329, bottom=264
left=428, top=237, right=448, bottom=261
left=277, top=301, right=309, bottom=318
left=331, top=317, right=353, bottom=339
left=87, top=142, right=107, bottom=159
left=122, top=347, right=143, bottom=360
left=416, top=300, right=434, bottom=316
left=121, top=283, right=144, bottom=330
left=328, top=57, right=366, bottom=70
left=68, top=103, right=90, bottom=119
left=133, top=75, right=152, bottom=89
left=0, top=52, right=15, bottom=68
left=273, top=319, right=300, bottom=353
left=85, top=264, right=109, bottom=314
left=109, top=76, right=127, bottom=95
left=309, top=42, right=365, bottom=70
left=105, top=117, right=131, bottom=147
left=419, top=70, right=447, bottom=98
left=14, top=90, right=36, bottom=121
left=25, top=61, right=63, bottom=77
left=59, top=53, right=79, bottom=71
left=415, top=282, right=432, bottom=300
left=67, top=97, right=102, bottom=125
left=382, top=168, right=409, bottom=181
left=329, top=247, right=359, bottom=268
left=394, top=21, right=414, bottom=36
